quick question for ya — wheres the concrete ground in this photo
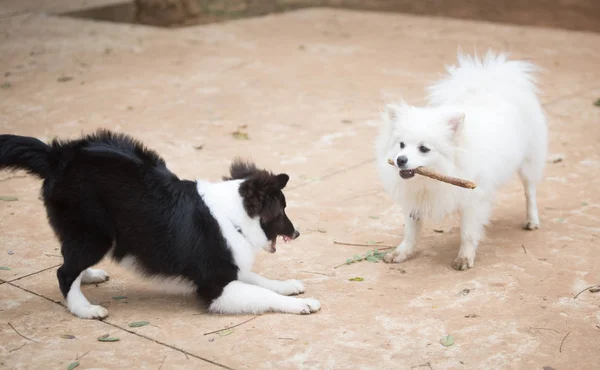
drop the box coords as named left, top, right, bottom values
left=1, top=1, right=599, bottom=369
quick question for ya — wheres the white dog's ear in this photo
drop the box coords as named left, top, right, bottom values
left=448, top=112, right=465, bottom=135
left=383, top=104, right=401, bottom=127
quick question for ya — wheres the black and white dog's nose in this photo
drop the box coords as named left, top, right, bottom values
left=292, top=230, right=300, bottom=239
left=396, top=156, right=408, bottom=167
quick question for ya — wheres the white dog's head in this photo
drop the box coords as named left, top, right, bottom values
left=379, top=103, right=464, bottom=179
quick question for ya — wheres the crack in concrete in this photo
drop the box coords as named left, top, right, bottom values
left=7, top=281, right=236, bottom=370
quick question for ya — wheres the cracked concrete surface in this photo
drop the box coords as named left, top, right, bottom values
left=1, top=1, right=599, bottom=369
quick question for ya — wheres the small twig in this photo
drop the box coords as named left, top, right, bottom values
left=8, top=322, right=37, bottom=343
left=76, top=350, right=90, bottom=361
left=158, top=355, right=167, bottom=370
left=573, top=284, right=600, bottom=299
left=411, top=362, right=433, bottom=370
left=8, top=343, right=26, bottom=353
left=521, top=245, right=528, bottom=254
left=299, top=270, right=330, bottom=277
left=559, top=331, right=571, bottom=353
left=203, top=316, right=257, bottom=336
left=45, top=253, right=62, bottom=258
left=529, top=327, right=560, bottom=333
left=387, top=158, right=476, bottom=189
left=334, top=241, right=394, bottom=249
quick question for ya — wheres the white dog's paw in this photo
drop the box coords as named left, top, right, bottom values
left=70, top=304, right=109, bottom=320
left=81, top=268, right=110, bottom=284
left=274, top=279, right=305, bottom=296
left=383, top=250, right=413, bottom=264
left=522, top=221, right=540, bottom=231
left=451, top=256, right=474, bottom=271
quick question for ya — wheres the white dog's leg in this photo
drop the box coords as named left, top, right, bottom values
left=209, top=281, right=320, bottom=315
left=238, top=271, right=305, bottom=296
left=81, top=268, right=110, bottom=284
left=384, top=210, right=423, bottom=263
left=453, top=202, right=491, bottom=270
left=519, top=167, right=542, bottom=230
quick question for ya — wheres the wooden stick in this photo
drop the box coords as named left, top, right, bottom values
left=387, top=158, right=477, bottom=189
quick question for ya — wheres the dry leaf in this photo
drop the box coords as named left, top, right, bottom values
left=128, top=321, right=150, bottom=328
left=60, top=334, right=76, bottom=339
left=57, top=76, right=73, bottom=83
left=0, top=196, right=18, bottom=201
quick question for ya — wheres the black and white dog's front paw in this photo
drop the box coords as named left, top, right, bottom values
left=273, top=279, right=305, bottom=296
left=285, top=298, right=321, bottom=314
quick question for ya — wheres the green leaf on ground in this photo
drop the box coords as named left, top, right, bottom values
left=1, top=82, right=11, bottom=89
left=440, top=334, right=455, bottom=347
left=128, top=321, right=150, bottom=328
left=594, top=98, right=600, bottom=107
left=231, top=130, right=249, bottom=140
left=217, top=328, right=234, bottom=337
left=97, top=337, right=120, bottom=342
left=348, top=277, right=364, bottom=282
left=0, top=196, right=18, bottom=201
left=60, top=334, right=76, bottom=339
left=112, top=295, right=127, bottom=300
left=67, top=361, right=80, bottom=370
left=0, top=266, right=11, bottom=271
left=368, top=216, right=379, bottom=219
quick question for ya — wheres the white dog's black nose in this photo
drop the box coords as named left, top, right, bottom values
left=396, top=156, right=408, bottom=167
left=292, top=230, right=300, bottom=239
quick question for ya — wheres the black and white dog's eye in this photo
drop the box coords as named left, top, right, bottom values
left=399, top=142, right=405, bottom=149
left=419, top=145, right=430, bottom=153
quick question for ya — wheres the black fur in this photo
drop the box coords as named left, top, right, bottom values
left=0, top=129, right=295, bottom=308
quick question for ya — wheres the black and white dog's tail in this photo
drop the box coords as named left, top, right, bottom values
left=0, top=135, right=53, bottom=179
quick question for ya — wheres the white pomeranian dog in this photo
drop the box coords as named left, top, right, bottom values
left=375, top=51, right=547, bottom=270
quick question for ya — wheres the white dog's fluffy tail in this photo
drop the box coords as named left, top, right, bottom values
left=427, top=50, right=540, bottom=107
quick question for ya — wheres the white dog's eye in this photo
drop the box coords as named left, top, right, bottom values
left=419, top=145, right=430, bottom=153
left=399, top=142, right=405, bottom=149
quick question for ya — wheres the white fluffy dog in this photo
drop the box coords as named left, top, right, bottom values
left=376, top=51, right=547, bottom=270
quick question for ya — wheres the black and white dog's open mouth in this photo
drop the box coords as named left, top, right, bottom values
left=399, top=169, right=416, bottom=179
left=266, top=235, right=294, bottom=253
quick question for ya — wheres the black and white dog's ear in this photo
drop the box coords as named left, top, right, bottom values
left=275, top=174, right=289, bottom=189
left=223, top=158, right=259, bottom=180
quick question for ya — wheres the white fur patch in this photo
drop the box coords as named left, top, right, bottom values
left=81, top=268, right=110, bottom=284
left=196, top=179, right=268, bottom=271
left=209, top=281, right=320, bottom=315
left=67, top=273, right=108, bottom=319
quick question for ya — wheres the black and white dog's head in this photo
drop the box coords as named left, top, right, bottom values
left=224, top=159, right=299, bottom=253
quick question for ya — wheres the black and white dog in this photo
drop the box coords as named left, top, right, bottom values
left=0, top=130, right=320, bottom=319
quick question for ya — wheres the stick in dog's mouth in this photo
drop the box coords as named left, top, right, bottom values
left=387, top=158, right=477, bottom=189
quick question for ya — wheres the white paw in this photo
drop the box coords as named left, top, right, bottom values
left=523, top=221, right=540, bottom=230
left=285, top=298, right=321, bottom=315
left=274, top=279, right=305, bottom=296
left=383, top=250, right=413, bottom=264
left=81, top=268, right=110, bottom=284
left=451, top=255, right=474, bottom=271
left=70, top=304, right=109, bottom=320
